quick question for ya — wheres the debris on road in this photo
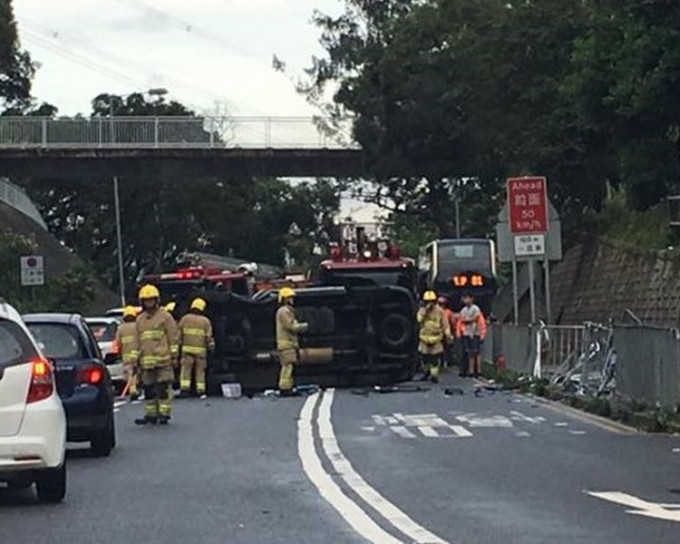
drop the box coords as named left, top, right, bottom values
left=351, top=384, right=431, bottom=396
left=444, top=387, right=465, bottom=396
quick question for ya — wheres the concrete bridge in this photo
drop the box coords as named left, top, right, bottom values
left=0, top=116, right=364, bottom=179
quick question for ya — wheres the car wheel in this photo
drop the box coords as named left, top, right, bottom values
left=36, top=463, right=66, bottom=503
left=91, top=414, right=115, bottom=457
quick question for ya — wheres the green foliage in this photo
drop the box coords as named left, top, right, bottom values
left=303, top=0, right=680, bottom=244
left=0, top=230, right=97, bottom=313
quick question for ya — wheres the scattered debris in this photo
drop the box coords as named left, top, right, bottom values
left=444, top=387, right=465, bottom=396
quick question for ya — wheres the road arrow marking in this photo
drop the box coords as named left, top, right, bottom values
left=586, top=491, right=680, bottom=523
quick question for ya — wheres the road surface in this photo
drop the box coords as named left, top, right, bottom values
left=1, top=374, right=679, bottom=543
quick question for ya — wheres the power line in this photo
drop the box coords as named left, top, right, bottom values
left=22, top=29, right=144, bottom=89
left=20, top=18, right=234, bottom=107
left=111, top=0, right=265, bottom=64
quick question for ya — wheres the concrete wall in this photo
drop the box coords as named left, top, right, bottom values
left=549, top=239, right=680, bottom=327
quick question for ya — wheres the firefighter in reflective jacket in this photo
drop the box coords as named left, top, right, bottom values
left=116, top=305, right=140, bottom=400
left=275, top=287, right=308, bottom=396
left=178, top=298, right=214, bottom=399
left=417, top=290, right=452, bottom=383
left=134, top=284, right=179, bottom=425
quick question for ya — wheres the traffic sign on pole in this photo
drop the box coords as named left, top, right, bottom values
left=507, top=176, right=548, bottom=234
left=20, top=255, right=44, bottom=286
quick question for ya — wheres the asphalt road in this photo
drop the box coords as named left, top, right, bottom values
left=1, top=373, right=679, bottom=543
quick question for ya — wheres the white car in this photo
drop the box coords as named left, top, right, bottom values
left=0, top=299, right=67, bottom=503
left=85, top=317, right=125, bottom=391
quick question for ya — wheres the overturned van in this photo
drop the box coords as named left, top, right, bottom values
left=171, top=285, right=418, bottom=392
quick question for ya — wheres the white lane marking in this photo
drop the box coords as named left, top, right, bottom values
left=510, top=411, right=546, bottom=424
left=455, top=413, right=514, bottom=428
left=672, top=448, right=680, bottom=453
left=114, top=400, right=126, bottom=409
left=448, top=425, right=473, bottom=438
left=515, top=431, right=531, bottom=437
left=586, top=491, right=680, bottom=523
left=418, top=426, right=439, bottom=438
left=554, top=422, right=569, bottom=427
left=319, top=390, right=448, bottom=544
left=361, top=426, right=376, bottom=432
left=297, top=393, right=402, bottom=544
left=373, top=415, right=400, bottom=425
left=391, top=426, right=416, bottom=439
left=569, top=430, right=586, bottom=435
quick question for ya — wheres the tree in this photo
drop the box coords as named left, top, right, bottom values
left=0, top=0, right=34, bottom=112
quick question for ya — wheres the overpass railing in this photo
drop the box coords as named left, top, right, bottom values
left=0, top=116, right=359, bottom=150
left=0, top=177, right=47, bottom=230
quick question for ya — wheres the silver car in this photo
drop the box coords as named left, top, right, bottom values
left=85, top=317, right=125, bottom=392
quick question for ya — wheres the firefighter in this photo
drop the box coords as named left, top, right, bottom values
left=164, top=301, right=177, bottom=315
left=116, top=305, right=141, bottom=401
left=438, top=297, right=455, bottom=368
left=275, top=287, right=309, bottom=396
left=134, top=284, right=179, bottom=425
left=177, top=298, right=214, bottom=399
left=417, top=290, right=452, bottom=383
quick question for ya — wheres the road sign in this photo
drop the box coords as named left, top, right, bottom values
left=514, top=234, right=546, bottom=257
left=496, top=199, right=561, bottom=262
left=20, top=255, right=44, bottom=286
left=507, top=176, right=548, bottom=234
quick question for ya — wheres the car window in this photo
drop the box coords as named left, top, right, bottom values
left=87, top=321, right=117, bottom=342
left=0, top=319, right=37, bottom=368
left=27, top=323, right=85, bottom=360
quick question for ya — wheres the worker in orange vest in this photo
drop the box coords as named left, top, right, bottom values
left=437, top=297, right=456, bottom=368
left=456, top=293, right=487, bottom=378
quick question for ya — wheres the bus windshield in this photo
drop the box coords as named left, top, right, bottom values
left=436, top=242, right=492, bottom=278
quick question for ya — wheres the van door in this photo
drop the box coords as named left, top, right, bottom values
left=0, top=319, right=38, bottom=437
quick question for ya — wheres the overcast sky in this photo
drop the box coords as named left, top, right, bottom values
left=13, top=0, right=384, bottom=222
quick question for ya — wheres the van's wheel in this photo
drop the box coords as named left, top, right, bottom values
left=36, top=463, right=66, bottom=503
left=377, top=313, right=411, bottom=350
left=91, top=413, right=115, bottom=457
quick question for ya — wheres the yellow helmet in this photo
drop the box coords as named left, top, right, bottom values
left=138, top=284, right=160, bottom=300
left=164, top=302, right=177, bottom=313
left=278, top=287, right=295, bottom=303
left=423, top=290, right=437, bottom=302
left=190, top=298, right=207, bottom=312
left=123, top=305, right=137, bottom=318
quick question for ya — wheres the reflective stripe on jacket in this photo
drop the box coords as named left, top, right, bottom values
left=276, top=305, right=306, bottom=351
left=135, top=308, right=179, bottom=369
left=417, top=305, right=452, bottom=347
left=178, top=313, right=214, bottom=357
left=115, top=321, right=139, bottom=365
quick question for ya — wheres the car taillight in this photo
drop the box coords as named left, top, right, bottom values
left=26, top=358, right=54, bottom=404
left=76, top=364, right=104, bottom=386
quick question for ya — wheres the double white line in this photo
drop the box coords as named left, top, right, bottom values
left=298, top=389, right=448, bottom=544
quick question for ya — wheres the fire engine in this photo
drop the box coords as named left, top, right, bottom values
left=317, top=220, right=417, bottom=293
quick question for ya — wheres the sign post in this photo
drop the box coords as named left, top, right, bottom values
left=20, top=256, right=44, bottom=287
left=507, top=176, right=548, bottom=324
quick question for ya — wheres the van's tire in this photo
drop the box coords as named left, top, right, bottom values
left=91, top=414, right=115, bottom=458
left=36, top=463, right=66, bottom=503
left=377, top=313, right=411, bottom=350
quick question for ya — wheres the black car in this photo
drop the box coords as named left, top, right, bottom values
left=23, top=313, right=116, bottom=457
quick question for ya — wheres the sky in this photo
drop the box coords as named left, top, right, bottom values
left=13, top=0, right=385, bottom=222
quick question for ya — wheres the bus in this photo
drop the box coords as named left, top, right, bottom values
left=419, top=239, right=497, bottom=315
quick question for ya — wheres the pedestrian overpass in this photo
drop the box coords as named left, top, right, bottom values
left=0, top=116, right=363, bottom=179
